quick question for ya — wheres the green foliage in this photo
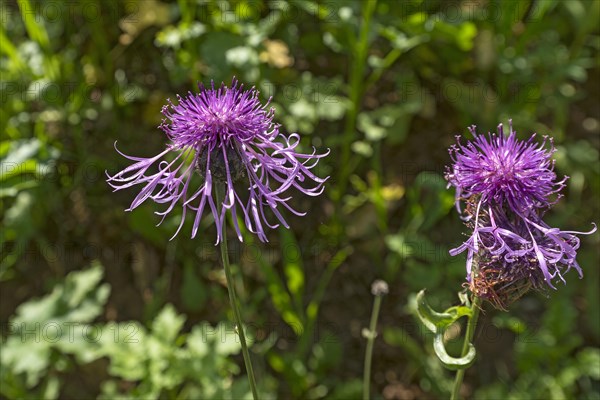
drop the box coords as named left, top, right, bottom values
left=1, top=0, right=599, bottom=399
left=1, top=138, right=61, bottom=280
left=1, top=263, right=109, bottom=397
left=0, top=263, right=265, bottom=399
left=98, top=307, right=256, bottom=400
left=414, top=290, right=476, bottom=370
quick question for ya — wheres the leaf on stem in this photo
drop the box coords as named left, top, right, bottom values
left=415, top=290, right=477, bottom=370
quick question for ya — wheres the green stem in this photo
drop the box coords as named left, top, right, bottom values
left=363, top=294, right=383, bottom=400
left=450, top=295, right=482, bottom=400
left=337, top=0, right=377, bottom=203
left=215, top=186, right=259, bottom=400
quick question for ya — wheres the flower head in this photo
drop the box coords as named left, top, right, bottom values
left=107, top=79, right=329, bottom=243
left=446, top=121, right=596, bottom=305
left=446, top=122, right=565, bottom=214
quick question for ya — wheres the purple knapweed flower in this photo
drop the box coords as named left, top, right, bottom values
left=445, top=121, right=596, bottom=298
left=107, top=79, right=329, bottom=243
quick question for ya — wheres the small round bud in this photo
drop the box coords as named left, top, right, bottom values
left=371, top=279, right=389, bottom=297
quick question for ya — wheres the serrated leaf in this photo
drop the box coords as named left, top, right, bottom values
left=66, top=261, right=104, bottom=307
left=152, top=304, right=185, bottom=343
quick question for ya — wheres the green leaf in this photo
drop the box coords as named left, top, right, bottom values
left=152, top=304, right=185, bottom=343
left=243, top=230, right=303, bottom=332
left=214, top=322, right=244, bottom=356
left=3, top=263, right=110, bottom=388
left=414, top=291, right=477, bottom=371
left=357, top=112, right=387, bottom=141
left=65, top=261, right=104, bottom=307
left=576, top=348, right=600, bottom=380
left=0, top=337, right=51, bottom=388
left=415, top=290, right=472, bottom=332
left=12, top=262, right=109, bottom=326
left=17, top=0, right=50, bottom=50
left=0, top=26, right=25, bottom=69
left=328, top=379, right=363, bottom=400
left=187, top=325, right=210, bottom=358
left=455, top=22, right=477, bottom=51
left=433, top=331, right=476, bottom=371
left=225, top=46, right=259, bottom=68
left=279, top=228, right=305, bottom=315
left=100, top=322, right=148, bottom=381
left=351, top=140, right=373, bottom=157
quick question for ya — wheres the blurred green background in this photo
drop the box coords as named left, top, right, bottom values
left=1, top=0, right=599, bottom=399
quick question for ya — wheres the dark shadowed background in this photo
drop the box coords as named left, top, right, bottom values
left=1, top=0, right=599, bottom=399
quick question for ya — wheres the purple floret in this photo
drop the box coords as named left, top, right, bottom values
left=446, top=122, right=566, bottom=214
left=446, top=121, right=596, bottom=291
left=107, top=79, right=329, bottom=243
